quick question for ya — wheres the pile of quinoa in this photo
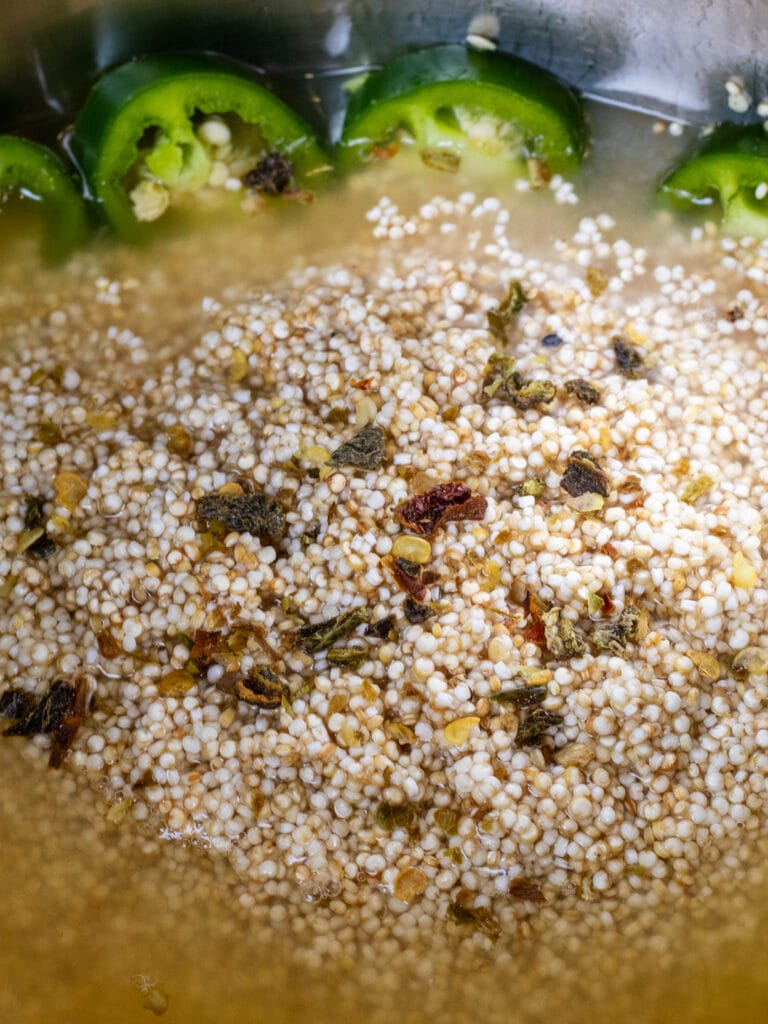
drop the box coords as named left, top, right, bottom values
left=1, top=189, right=768, bottom=964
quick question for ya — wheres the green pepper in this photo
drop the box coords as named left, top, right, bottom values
left=339, top=45, right=588, bottom=175
left=659, top=123, right=768, bottom=236
left=70, top=54, right=330, bottom=240
left=0, top=135, right=89, bottom=262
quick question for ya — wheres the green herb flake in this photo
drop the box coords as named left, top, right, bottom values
left=433, top=807, right=459, bottom=834
left=328, top=424, right=385, bottom=472
left=295, top=606, right=370, bottom=654
left=564, top=378, right=602, bottom=405
left=543, top=607, right=586, bottom=659
left=494, top=684, right=548, bottom=708
left=560, top=450, right=610, bottom=498
left=482, top=354, right=518, bottom=399
left=327, top=645, right=369, bottom=668
left=681, top=474, right=715, bottom=505
left=365, top=615, right=398, bottom=640
left=487, top=281, right=528, bottom=340
left=0, top=575, right=19, bottom=600
left=516, top=705, right=563, bottom=747
left=196, top=491, right=286, bottom=542
left=374, top=801, right=417, bottom=831
left=481, top=354, right=556, bottom=410
left=447, top=900, right=502, bottom=941
left=517, top=477, right=546, bottom=498
left=591, top=604, right=646, bottom=655
left=403, top=597, right=434, bottom=624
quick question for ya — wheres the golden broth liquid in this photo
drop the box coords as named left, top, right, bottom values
left=1, top=104, right=768, bottom=1024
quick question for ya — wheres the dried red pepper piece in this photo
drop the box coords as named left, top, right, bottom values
left=393, top=482, right=487, bottom=537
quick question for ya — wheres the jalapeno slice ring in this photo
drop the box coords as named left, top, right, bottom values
left=339, top=45, right=588, bottom=175
left=0, top=135, right=89, bottom=262
left=70, top=54, right=329, bottom=240
left=659, top=123, right=768, bottom=237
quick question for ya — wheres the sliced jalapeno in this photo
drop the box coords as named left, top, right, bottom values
left=0, top=135, right=89, bottom=262
left=339, top=44, right=588, bottom=175
left=70, top=54, right=330, bottom=240
left=659, top=123, right=768, bottom=236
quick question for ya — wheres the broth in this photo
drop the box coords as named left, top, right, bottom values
left=1, top=104, right=768, bottom=1024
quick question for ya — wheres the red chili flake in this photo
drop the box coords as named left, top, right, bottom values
left=389, top=557, right=427, bottom=602
left=393, top=483, right=487, bottom=537
left=522, top=592, right=547, bottom=645
left=601, top=542, right=619, bottom=559
left=371, top=141, right=400, bottom=161
left=189, top=629, right=223, bottom=669
left=350, top=376, right=378, bottom=391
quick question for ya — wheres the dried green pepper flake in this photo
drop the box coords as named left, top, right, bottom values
left=234, top=667, right=289, bottom=709
left=328, top=424, right=385, bottom=472
left=447, top=900, right=502, bottom=941
left=681, top=474, right=715, bottom=505
left=325, top=406, right=349, bottom=424
left=560, top=450, right=610, bottom=498
left=433, top=807, right=459, bottom=834
left=543, top=607, right=586, bottom=658
left=36, top=420, right=64, bottom=445
left=365, top=615, right=397, bottom=640
left=23, top=494, right=46, bottom=530
left=487, top=280, right=528, bottom=341
left=374, top=801, right=417, bottom=831
left=494, top=684, right=548, bottom=708
left=591, top=604, right=645, bottom=655
left=0, top=575, right=19, bottom=600
left=196, top=491, right=286, bottom=541
left=327, top=645, right=369, bottom=668
left=612, top=336, right=646, bottom=378
left=403, top=597, right=434, bottom=624
left=517, top=477, right=546, bottom=498
left=508, top=878, right=546, bottom=903
left=295, top=606, right=370, bottom=653
left=482, top=354, right=519, bottom=399
left=587, top=592, right=605, bottom=617
left=516, top=705, right=563, bottom=746
left=481, top=354, right=556, bottom=410
left=564, top=378, right=602, bottom=405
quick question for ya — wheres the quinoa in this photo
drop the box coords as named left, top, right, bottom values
left=1, top=187, right=768, bottom=974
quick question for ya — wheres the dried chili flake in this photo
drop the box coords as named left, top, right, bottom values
left=494, top=684, right=548, bottom=708
left=3, top=678, right=89, bottom=768
left=365, top=615, right=397, bottom=640
left=508, top=878, right=546, bottom=903
left=243, top=152, right=293, bottom=195
left=564, top=378, right=601, bottom=405
left=234, top=667, right=288, bottom=709
left=0, top=689, right=36, bottom=721
left=447, top=899, right=502, bottom=941
left=197, top=491, right=286, bottom=541
left=295, top=606, right=370, bottom=654
left=522, top=592, right=548, bottom=645
left=328, top=424, right=385, bottom=471
left=388, top=556, right=427, bottom=601
left=97, top=629, right=122, bottom=659
left=612, top=336, right=646, bottom=378
left=487, top=280, right=528, bottom=341
left=516, top=705, right=563, bottom=747
left=543, top=607, right=586, bottom=659
left=560, top=450, right=610, bottom=498
left=188, top=629, right=223, bottom=669
left=403, top=597, right=433, bottom=624
left=393, top=482, right=487, bottom=537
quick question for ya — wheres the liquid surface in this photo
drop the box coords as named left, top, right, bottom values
left=2, top=105, right=768, bottom=1024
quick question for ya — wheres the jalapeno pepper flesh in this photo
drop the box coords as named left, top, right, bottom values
left=659, top=123, right=768, bottom=236
left=339, top=45, right=588, bottom=174
left=0, top=135, right=89, bottom=262
left=70, top=54, right=329, bottom=240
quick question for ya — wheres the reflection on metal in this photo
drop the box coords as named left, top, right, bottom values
left=2, top=0, right=768, bottom=133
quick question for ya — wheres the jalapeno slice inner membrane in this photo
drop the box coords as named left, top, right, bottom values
left=659, top=123, right=768, bottom=237
left=70, top=54, right=331, bottom=240
left=338, top=44, right=588, bottom=177
left=0, top=135, right=90, bottom=263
